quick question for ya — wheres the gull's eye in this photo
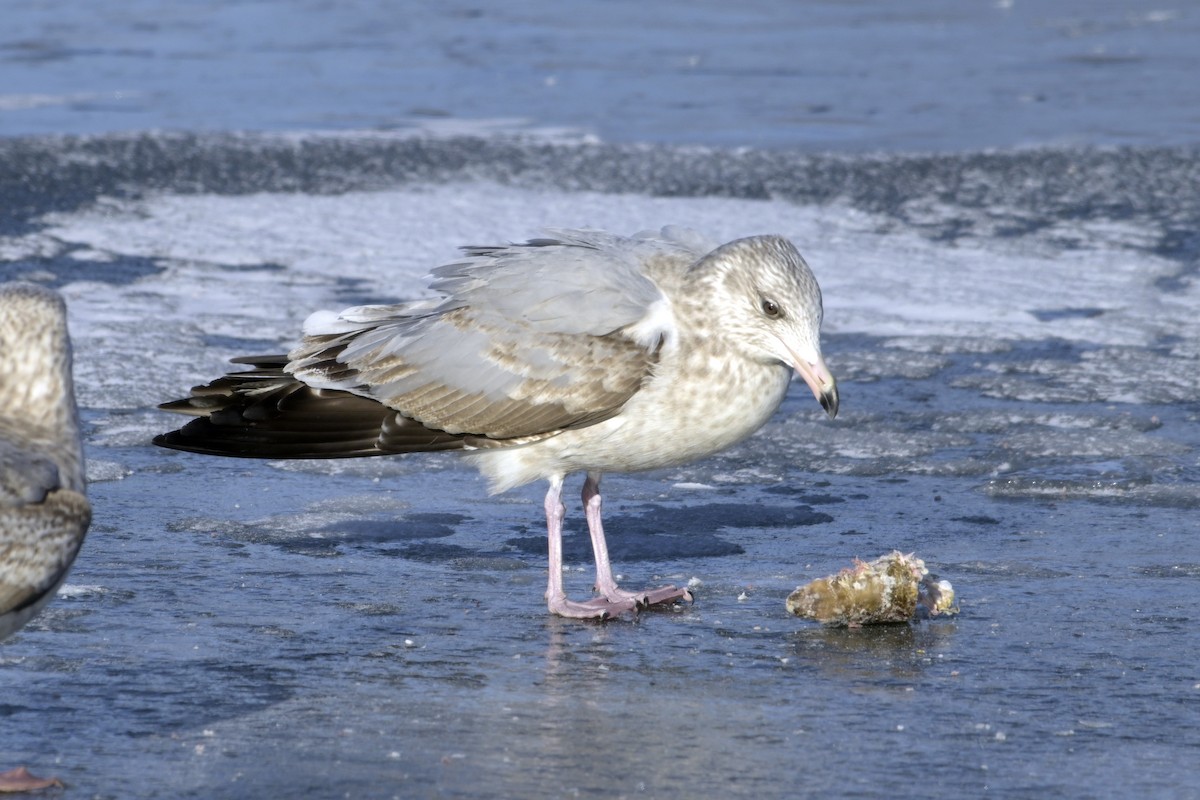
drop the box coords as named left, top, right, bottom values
left=761, top=298, right=781, bottom=318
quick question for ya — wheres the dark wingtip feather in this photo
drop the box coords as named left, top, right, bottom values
left=154, top=356, right=469, bottom=460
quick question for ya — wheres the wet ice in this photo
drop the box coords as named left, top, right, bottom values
left=2, top=132, right=1199, bottom=799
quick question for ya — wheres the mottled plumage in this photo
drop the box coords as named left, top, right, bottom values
left=0, top=283, right=91, bottom=641
left=157, top=227, right=838, bottom=618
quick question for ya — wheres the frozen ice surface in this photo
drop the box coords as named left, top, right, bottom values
left=8, top=447, right=1200, bottom=799
left=0, top=134, right=1196, bottom=799
left=3, top=0, right=1200, bottom=786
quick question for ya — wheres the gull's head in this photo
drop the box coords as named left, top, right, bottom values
left=698, top=235, right=838, bottom=419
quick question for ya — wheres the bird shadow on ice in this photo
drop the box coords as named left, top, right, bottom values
left=168, top=511, right=471, bottom=559
left=317, top=514, right=466, bottom=544
left=170, top=499, right=834, bottom=566
left=504, top=502, right=833, bottom=562
left=315, top=514, right=544, bottom=570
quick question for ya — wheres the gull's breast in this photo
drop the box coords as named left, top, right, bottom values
left=534, top=354, right=792, bottom=476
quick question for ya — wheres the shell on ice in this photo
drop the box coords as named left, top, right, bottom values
left=786, top=551, right=958, bottom=626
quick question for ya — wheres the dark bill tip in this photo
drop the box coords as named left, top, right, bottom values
left=819, top=384, right=839, bottom=420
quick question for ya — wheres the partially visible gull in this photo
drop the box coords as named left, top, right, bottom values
left=0, top=283, right=90, bottom=793
left=156, top=227, right=838, bottom=619
left=0, top=284, right=90, bottom=639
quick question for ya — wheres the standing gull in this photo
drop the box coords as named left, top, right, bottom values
left=1, top=283, right=90, bottom=792
left=156, top=227, right=838, bottom=619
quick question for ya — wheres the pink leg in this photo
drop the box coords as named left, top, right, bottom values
left=583, top=472, right=693, bottom=608
left=543, top=475, right=635, bottom=620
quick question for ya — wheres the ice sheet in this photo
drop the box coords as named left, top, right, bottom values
left=2, top=138, right=1198, bottom=800
left=17, top=182, right=1192, bottom=350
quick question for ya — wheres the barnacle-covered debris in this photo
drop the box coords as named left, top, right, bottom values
left=786, top=551, right=958, bottom=626
left=916, top=573, right=957, bottom=620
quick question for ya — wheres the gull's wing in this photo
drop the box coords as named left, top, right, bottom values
left=0, top=486, right=91, bottom=624
left=288, top=229, right=705, bottom=440
left=0, top=438, right=61, bottom=506
left=0, top=436, right=90, bottom=621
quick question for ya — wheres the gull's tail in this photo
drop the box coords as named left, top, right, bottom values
left=154, top=356, right=468, bottom=459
